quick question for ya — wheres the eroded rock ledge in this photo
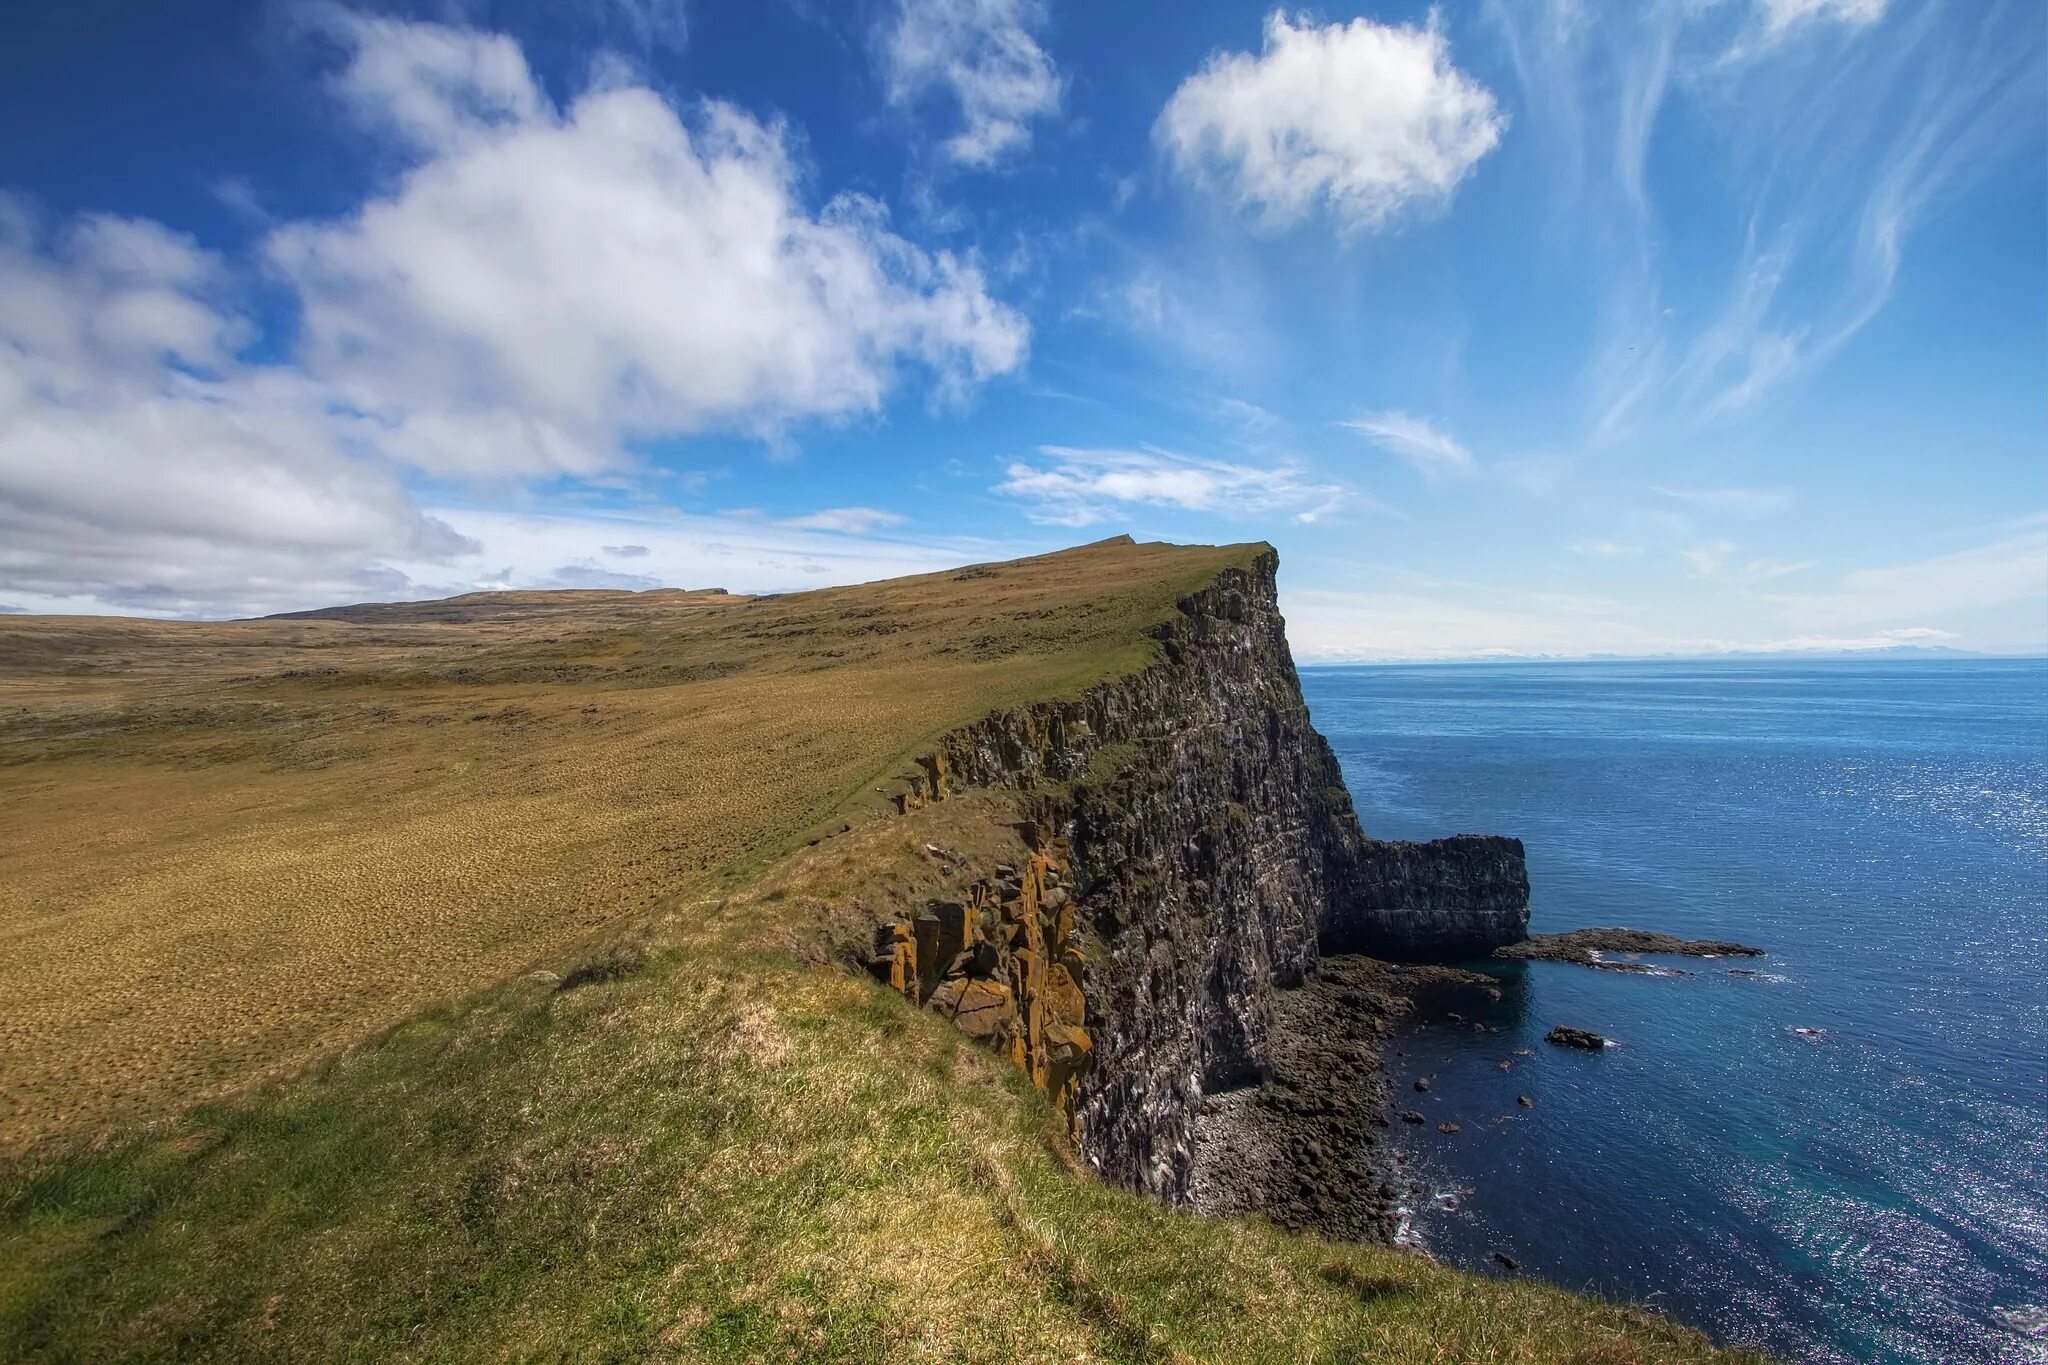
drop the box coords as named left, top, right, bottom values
left=864, top=545, right=1529, bottom=1217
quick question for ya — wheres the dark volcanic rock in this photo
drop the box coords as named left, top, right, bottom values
left=1546, top=1026, right=1608, bottom=1051
left=1325, top=836, right=1531, bottom=961
left=1497, top=927, right=1763, bottom=969
left=936, top=546, right=1528, bottom=1209
left=1184, top=955, right=1497, bottom=1240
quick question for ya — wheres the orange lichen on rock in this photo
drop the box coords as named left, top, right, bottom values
left=865, top=822, right=1092, bottom=1119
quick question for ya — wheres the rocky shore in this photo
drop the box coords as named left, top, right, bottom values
left=1187, top=956, right=1503, bottom=1240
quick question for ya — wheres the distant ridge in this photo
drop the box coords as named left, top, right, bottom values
left=262, top=585, right=735, bottom=626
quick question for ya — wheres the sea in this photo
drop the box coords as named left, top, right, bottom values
left=1300, top=659, right=2048, bottom=1365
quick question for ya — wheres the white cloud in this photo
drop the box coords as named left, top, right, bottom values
left=1653, top=485, right=1796, bottom=517
left=1679, top=539, right=1740, bottom=575
left=1766, top=522, right=2048, bottom=631
left=276, top=13, right=1027, bottom=476
left=0, top=202, right=475, bottom=617
left=1282, top=589, right=1970, bottom=663
left=1157, top=11, right=1504, bottom=233
left=777, top=507, right=907, bottom=534
left=1537, top=0, right=2041, bottom=436
left=994, top=445, right=1343, bottom=527
left=0, top=16, right=1029, bottom=617
left=1756, top=0, right=1888, bottom=40
left=1338, top=410, right=1476, bottom=478
left=878, top=0, right=1061, bottom=169
left=412, top=506, right=1017, bottom=600
left=602, top=543, right=650, bottom=558
left=1570, top=539, right=1643, bottom=558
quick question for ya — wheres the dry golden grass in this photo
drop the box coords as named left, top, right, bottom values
left=0, top=537, right=1247, bottom=1151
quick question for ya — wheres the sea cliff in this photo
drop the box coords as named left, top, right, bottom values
left=872, top=545, right=1528, bottom=1221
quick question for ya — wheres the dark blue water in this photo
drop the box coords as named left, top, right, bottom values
left=1301, top=660, right=2048, bottom=1365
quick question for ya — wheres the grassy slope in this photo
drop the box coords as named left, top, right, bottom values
left=1, top=801, right=1755, bottom=1363
left=0, top=540, right=1762, bottom=1362
left=0, top=539, right=1239, bottom=1150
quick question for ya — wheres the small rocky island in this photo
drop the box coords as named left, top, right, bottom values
left=1496, top=928, right=1764, bottom=972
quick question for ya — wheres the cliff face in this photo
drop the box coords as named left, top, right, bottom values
left=914, top=546, right=1529, bottom=1201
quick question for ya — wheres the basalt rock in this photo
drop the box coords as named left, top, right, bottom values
left=876, top=545, right=1527, bottom=1217
left=1496, top=928, right=1764, bottom=967
left=1546, top=1026, right=1608, bottom=1051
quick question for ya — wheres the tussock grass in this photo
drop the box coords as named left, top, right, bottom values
left=0, top=803, right=1759, bottom=1363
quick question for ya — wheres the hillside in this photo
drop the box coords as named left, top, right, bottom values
left=0, top=540, right=1757, bottom=1363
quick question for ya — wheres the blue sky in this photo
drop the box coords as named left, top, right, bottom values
left=1, top=0, right=2042, bottom=658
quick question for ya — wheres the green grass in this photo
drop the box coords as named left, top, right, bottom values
left=0, top=804, right=1762, bottom=1364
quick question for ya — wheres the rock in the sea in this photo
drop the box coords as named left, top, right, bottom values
left=1517, top=1094, right=1534, bottom=1108
left=1400, top=1110, right=1426, bottom=1125
left=1436, top=1122, right=1461, bottom=1134
left=1491, top=1252, right=1520, bottom=1272
left=1545, top=1025, right=1607, bottom=1050
left=1413, top=1077, right=1431, bottom=1092
left=1497, top=927, right=1763, bottom=968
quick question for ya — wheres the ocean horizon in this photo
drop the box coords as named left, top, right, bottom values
left=1303, top=656, right=2048, bottom=1365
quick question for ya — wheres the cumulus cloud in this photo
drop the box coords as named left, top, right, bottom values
left=776, top=507, right=907, bottom=534
left=994, top=445, right=1342, bottom=527
left=1338, top=411, right=1476, bottom=478
left=602, top=544, right=650, bottom=558
left=878, top=0, right=1062, bottom=168
left=0, top=16, right=1028, bottom=616
left=277, top=12, right=1028, bottom=475
left=1157, top=11, right=1504, bottom=233
left=0, top=201, right=476, bottom=617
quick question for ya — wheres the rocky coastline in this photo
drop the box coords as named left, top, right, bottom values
left=861, top=544, right=1532, bottom=1235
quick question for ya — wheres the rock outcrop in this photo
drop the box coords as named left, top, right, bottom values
left=872, top=545, right=1528, bottom=1211
left=867, top=835, right=1094, bottom=1117
left=1496, top=928, right=1764, bottom=967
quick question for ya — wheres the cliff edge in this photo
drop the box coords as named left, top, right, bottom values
left=865, top=544, right=1528, bottom=1218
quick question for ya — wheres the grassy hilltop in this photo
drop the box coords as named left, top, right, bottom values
left=0, top=539, right=1756, bottom=1363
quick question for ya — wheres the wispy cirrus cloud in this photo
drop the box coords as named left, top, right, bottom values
left=1653, top=485, right=1796, bottom=517
left=1489, top=0, right=2044, bottom=441
left=776, top=507, right=907, bottom=534
left=1338, top=411, right=1477, bottom=478
left=1570, top=539, right=1645, bottom=558
left=1764, top=518, right=2048, bottom=632
left=993, top=445, right=1344, bottom=527
left=1157, top=11, right=1504, bottom=234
